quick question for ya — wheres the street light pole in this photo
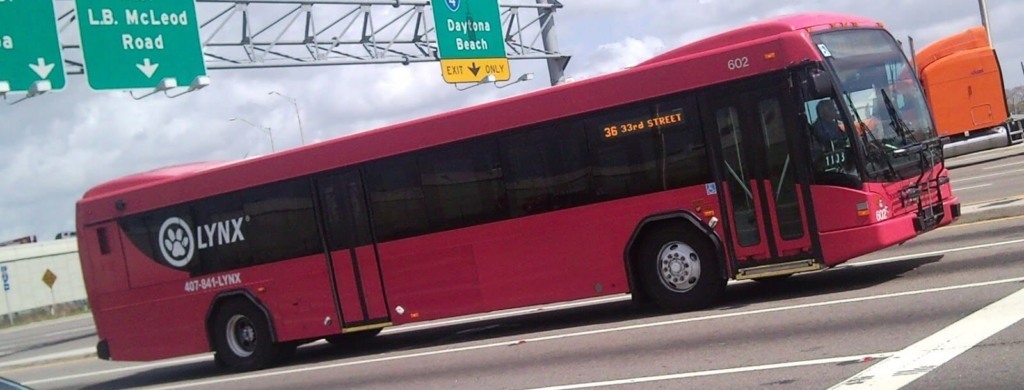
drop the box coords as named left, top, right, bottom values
left=229, top=117, right=275, bottom=152
left=269, top=91, right=306, bottom=145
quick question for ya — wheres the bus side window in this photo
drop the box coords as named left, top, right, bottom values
left=365, top=154, right=429, bottom=242
left=658, top=98, right=710, bottom=189
left=240, top=179, right=320, bottom=266
left=586, top=106, right=661, bottom=199
left=418, top=140, right=507, bottom=231
left=499, top=123, right=592, bottom=217
left=318, top=171, right=372, bottom=250
left=97, top=227, right=111, bottom=255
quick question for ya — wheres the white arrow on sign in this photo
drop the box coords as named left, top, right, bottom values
left=136, top=58, right=159, bottom=78
left=29, top=58, right=55, bottom=79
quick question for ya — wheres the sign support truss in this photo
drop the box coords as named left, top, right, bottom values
left=53, top=0, right=569, bottom=86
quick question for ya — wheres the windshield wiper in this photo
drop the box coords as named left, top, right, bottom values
left=844, top=92, right=898, bottom=180
left=879, top=89, right=913, bottom=147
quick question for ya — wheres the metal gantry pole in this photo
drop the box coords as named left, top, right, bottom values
left=908, top=35, right=917, bottom=74
left=53, top=1, right=569, bottom=77
left=536, top=0, right=569, bottom=86
left=978, top=0, right=992, bottom=44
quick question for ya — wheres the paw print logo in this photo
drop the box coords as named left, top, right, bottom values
left=165, top=228, right=189, bottom=257
left=158, top=217, right=195, bottom=268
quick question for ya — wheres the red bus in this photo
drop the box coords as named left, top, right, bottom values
left=76, top=13, right=959, bottom=371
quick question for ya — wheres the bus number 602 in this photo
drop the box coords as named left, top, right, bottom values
left=727, top=57, right=749, bottom=70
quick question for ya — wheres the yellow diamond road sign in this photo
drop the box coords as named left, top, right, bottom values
left=440, top=58, right=511, bottom=84
left=42, top=269, right=57, bottom=289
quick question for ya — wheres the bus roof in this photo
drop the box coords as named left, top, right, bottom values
left=82, top=161, right=230, bottom=200
left=78, top=13, right=878, bottom=223
left=638, top=13, right=880, bottom=67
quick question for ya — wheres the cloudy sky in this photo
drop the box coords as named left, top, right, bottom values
left=2, top=0, right=1022, bottom=242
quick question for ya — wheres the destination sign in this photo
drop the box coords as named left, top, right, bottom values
left=602, top=110, right=684, bottom=140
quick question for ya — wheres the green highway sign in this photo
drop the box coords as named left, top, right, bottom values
left=75, top=0, right=206, bottom=90
left=0, top=0, right=66, bottom=92
left=431, top=0, right=509, bottom=83
left=431, top=0, right=506, bottom=60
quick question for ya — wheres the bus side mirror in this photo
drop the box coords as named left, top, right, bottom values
left=805, top=69, right=834, bottom=99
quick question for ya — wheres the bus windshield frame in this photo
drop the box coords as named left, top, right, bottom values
left=812, top=28, right=941, bottom=182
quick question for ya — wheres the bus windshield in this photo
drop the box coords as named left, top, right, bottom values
left=813, top=29, right=940, bottom=181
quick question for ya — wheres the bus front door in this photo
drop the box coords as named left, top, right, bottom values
left=316, top=170, right=391, bottom=330
left=704, top=79, right=821, bottom=279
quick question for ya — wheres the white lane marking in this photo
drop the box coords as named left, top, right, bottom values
left=44, top=326, right=96, bottom=338
left=0, top=347, right=96, bottom=371
left=842, top=238, right=1024, bottom=269
left=953, top=183, right=992, bottom=191
left=56, top=276, right=1022, bottom=390
left=383, top=296, right=629, bottom=334
left=21, top=355, right=211, bottom=386
left=953, top=168, right=1024, bottom=183
left=982, top=161, right=1024, bottom=170
left=948, top=145, right=1024, bottom=165
left=0, top=326, right=97, bottom=352
left=525, top=353, right=896, bottom=390
left=830, top=286, right=1024, bottom=389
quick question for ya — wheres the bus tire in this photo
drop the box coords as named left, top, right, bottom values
left=637, top=225, right=725, bottom=312
left=212, top=299, right=279, bottom=371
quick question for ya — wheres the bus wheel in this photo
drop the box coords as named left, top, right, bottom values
left=212, top=299, right=278, bottom=371
left=638, top=226, right=725, bottom=312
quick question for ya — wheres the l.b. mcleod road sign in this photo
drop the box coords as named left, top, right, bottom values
left=75, top=0, right=206, bottom=90
left=431, top=0, right=510, bottom=84
left=0, top=0, right=66, bottom=93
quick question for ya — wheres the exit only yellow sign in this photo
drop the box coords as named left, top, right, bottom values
left=440, top=58, right=511, bottom=84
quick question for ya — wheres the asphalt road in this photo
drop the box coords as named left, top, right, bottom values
left=2, top=143, right=1024, bottom=389
left=947, top=142, right=1024, bottom=204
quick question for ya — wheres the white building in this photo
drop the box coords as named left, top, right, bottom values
left=0, top=239, right=87, bottom=322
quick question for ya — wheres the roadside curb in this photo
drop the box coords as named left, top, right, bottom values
left=0, top=313, right=94, bottom=334
left=0, top=347, right=95, bottom=372
left=955, top=196, right=1024, bottom=225
left=945, top=143, right=1024, bottom=170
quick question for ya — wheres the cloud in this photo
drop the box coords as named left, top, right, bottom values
left=574, top=37, right=666, bottom=79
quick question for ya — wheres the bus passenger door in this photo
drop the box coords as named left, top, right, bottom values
left=703, top=79, right=819, bottom=279
left=316, top=170, right=391, bottom=330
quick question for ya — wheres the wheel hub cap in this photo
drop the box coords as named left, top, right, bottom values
left=226, top=314, right=256, bottom=357
left=658, top=241, right=702, bottom=293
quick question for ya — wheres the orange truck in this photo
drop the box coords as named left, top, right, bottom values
left=915, top=26, right=1023, bottom=157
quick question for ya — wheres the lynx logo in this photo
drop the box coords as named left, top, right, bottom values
left=158, top=216, right=247, bottom=268
left=159, top=217, right=195, bottom=268
left=196, top=217, right=246, bottom=249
